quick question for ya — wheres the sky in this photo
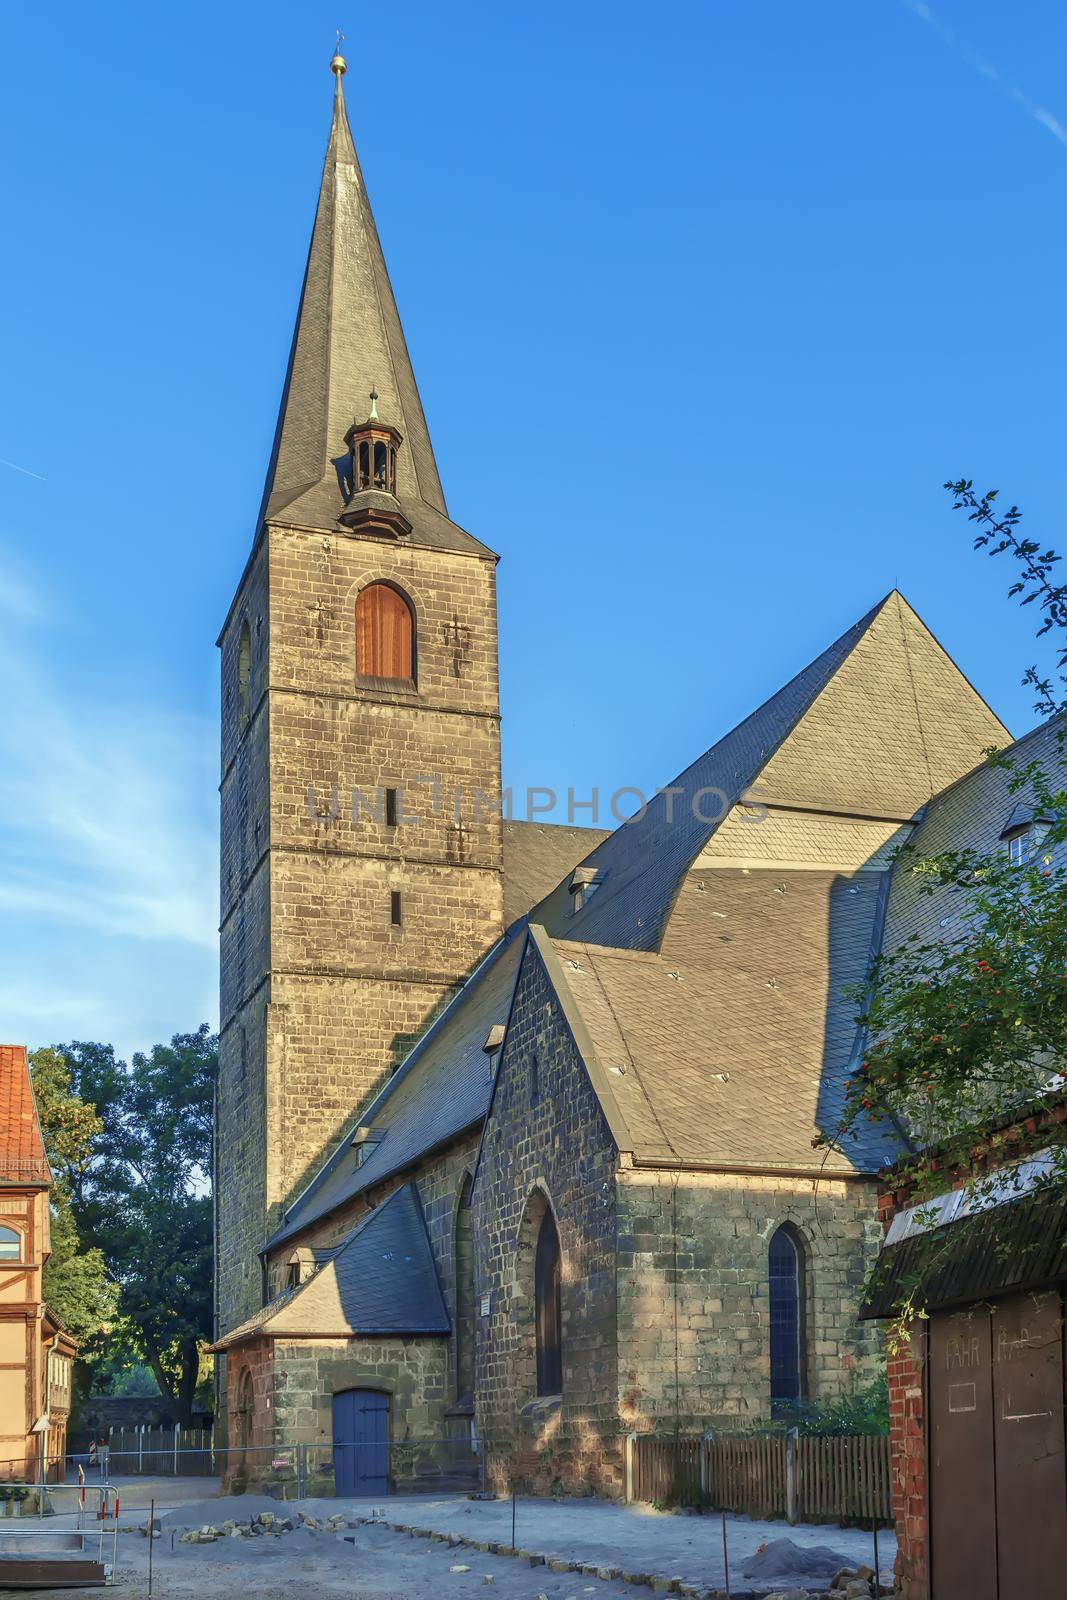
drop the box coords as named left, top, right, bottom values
left=1, top=0, right=1066, bottom=1061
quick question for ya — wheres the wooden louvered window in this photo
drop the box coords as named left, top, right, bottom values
left=356, top=583, right=415, bottom=682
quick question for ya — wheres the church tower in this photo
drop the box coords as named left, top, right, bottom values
left=216, top=53, right=503, bottom=1333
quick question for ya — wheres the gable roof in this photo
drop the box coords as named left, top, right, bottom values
left=266, top=927, right=523, bottom=1250
left=0, top=1045, right=50, bottom=1186
left=533, top=862, right=901, bottom=1177
left=883, top=712, right=1066, bottom=961
left=253, top=62, right=491, bottom=558
left=214, top=1183, right=449, bottom=1348
left=535, top=592, right=1007, bottom=954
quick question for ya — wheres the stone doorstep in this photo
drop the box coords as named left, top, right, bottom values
left=345, top=1514, right=849, bottom=1599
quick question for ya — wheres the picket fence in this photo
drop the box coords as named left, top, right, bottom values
left=628, top=1432, right=892, bottom=1525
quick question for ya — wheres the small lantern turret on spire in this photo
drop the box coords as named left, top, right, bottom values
left=339, top=389, right=411, bottom=538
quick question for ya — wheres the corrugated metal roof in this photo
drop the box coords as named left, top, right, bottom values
left=861, top=1186, right=1067, bottom=1319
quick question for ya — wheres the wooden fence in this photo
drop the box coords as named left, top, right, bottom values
left=629, top=1432, right=892, bottom=1525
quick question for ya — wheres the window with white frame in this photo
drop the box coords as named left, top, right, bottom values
left=1006, top=821, right=1051, bottom=866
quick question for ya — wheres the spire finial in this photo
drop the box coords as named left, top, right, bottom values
left=369, top=387, right=380, bottom=421
left=330, top=31, right=347, bottom=77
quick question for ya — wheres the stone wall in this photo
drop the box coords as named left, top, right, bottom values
left=616, top=1168, right=883, bottom=1432
left=263, top=1130, right=482, bottom=1416
left=217, top=537, right=273, bottom=1340
left=473, top=940, right=622, bottom=1495
left=215, top=514, right=503, bottom=1338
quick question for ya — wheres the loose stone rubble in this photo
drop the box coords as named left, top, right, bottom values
left=179, top=1509, right=352, bottom=1543
left=173, top=1504, right=897, bottom=1597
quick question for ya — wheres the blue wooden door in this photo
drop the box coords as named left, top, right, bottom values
left=332, top=1389, right=389, bottom=1496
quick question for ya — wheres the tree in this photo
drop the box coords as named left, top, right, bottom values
left=822, top=483, right=1067, bottom=1236
left=51, top=1027, right=217, bottom=1426
left=27, top=1049, right=118, bottom=1349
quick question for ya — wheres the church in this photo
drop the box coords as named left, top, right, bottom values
left=211, top=53, right=1009, bottom=1495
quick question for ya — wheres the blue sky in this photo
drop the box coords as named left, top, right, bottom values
left=1, top=0, right=1066, bottom=1060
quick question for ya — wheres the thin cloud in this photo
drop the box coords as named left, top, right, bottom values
left=0, top=560, right=217, bottom=956
left=898, top=0, right=1067, bottom=147
left=0, top=457, right=47, bottom=481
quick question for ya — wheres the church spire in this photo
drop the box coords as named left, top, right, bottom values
left=255, top=50, right=448, bottom=534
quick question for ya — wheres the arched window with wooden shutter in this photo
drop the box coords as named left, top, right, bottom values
left=355, top=582, right=415, bottom=683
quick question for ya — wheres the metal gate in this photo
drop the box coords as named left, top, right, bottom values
left=930, top=1288, right=1067, bottom=1599
left=332, top=1389, right=389, bottom=1496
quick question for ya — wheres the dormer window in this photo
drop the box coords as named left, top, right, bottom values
left=285, top=1246, right=315, bottom=1291
left=1000, top=805, right=1055, bottom=867
left=351, top=1124, right=384, bottom=1167
left=482, top=1024, right=506, bottom=1077
left=1007, top=824, right=1050, bottom=866
left=570, top=866, right=602, bottom=914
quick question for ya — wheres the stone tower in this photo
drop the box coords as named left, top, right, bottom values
left=216, top=53, right=503, bottom=1334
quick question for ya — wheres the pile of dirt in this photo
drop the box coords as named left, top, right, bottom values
left=743, top=1536, right=854, bottom=1581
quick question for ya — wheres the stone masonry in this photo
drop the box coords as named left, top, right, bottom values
left=217, top=520, right=503, bottom=1339
left=616, top=1169, right=883, bottom=1432
left=474, top=941, right=623, bottom=1495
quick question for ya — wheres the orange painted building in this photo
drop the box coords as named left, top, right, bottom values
left=0, top=1045, right=76, bottom=1481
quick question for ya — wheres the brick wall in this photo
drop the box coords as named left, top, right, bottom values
left=886, top=1323, right=928, bottom=1600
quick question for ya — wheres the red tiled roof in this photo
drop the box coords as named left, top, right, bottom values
left=0, top=1045, right=51, bottom=1185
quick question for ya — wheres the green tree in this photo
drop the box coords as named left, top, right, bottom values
left=27, top=1049, right=118, bottom=1348
left=51, top=1027, right=218, bottom=1426
left=823, top=483, right=1067, bottom=1256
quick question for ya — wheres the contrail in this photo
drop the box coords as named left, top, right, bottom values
left=0, top=457, right=47, bottom=482
left=899, top=0, right=1067, bottom=148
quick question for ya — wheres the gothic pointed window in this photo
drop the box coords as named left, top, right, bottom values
left=455, top=1175, right=475, bottom=1403
left=769, top=1225, right=807, bottom=1410
left=356, top=583, right=415, bottom=682
left=237, top=621, right=251, bottom=732
left=535, top=1208, right=563, bottom=1396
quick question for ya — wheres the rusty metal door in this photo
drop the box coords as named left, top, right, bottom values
left=991, top=1291, right=1067, bottom=1600
left=930, top=1306, right=997, bottom=1600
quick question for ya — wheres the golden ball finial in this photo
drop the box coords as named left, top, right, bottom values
left=330, top=51, right=347, bottom=77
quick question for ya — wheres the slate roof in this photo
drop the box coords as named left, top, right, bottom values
left=535, top=593, right=1008, bottom=955
left=883, top=713, right=1067, bottom=960
left=252, top=66, right=492, bottom=559
left=267, top=927, right=524, bottom=1250
left=536, top=861, right=901, bottom=1176
left=213, top=1183, right=449, bottom=1348
left=501, top=821, right=611, bottom=929
left=0, top=1045, right=50, bottom=1186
